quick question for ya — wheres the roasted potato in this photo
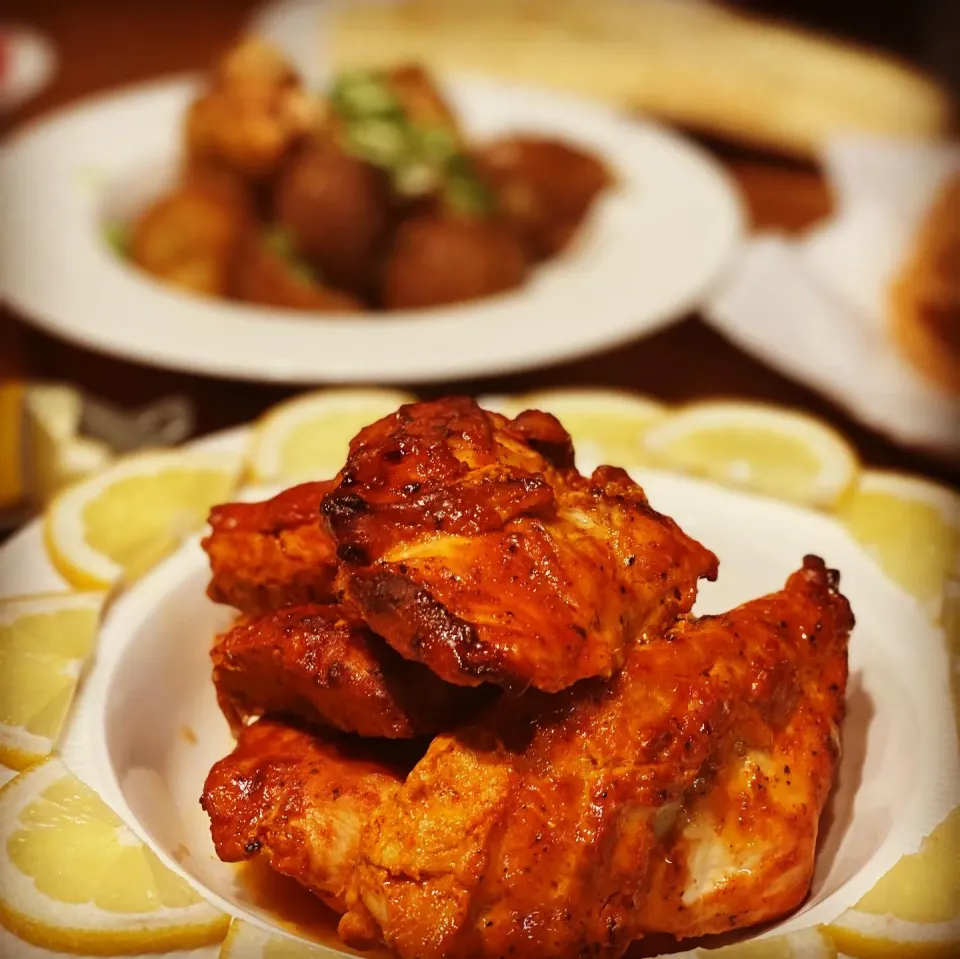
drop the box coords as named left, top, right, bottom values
left=232, top=231, right=364, bottom=312
left=273, top=139, right=393, bottom=293
left=185, top=38, right=319, bottom=181
left=181, top=156, right=255, bottom=211
left=130, top=185, right=250, bottom=297
left=475, top=136, right=613, bottom=260
left=382, top=215, right=527, bottom=310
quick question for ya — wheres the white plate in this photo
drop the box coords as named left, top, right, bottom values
left=0, top=428, right=956, bottom=958
left=0, top=75, right=743, bottom=384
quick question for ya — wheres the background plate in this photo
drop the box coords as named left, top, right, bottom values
left=0, top=76, right=743, bottom=384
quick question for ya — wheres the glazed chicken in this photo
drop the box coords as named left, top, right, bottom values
left=201, top=719, right=407, bottom=912
left=322, top=397, right=718, bottom=692
left=200, top=397, right=853, bottom=959
left=212, top=603, right=486, bottom=739
left=338, top=556, right=852, bottom=958
left=203, top=480, right=339, bottom=615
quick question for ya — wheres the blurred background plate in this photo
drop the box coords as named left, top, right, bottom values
left=0, top=22, right=56, bottom=112
left=0, top=74, right=743, bottom=385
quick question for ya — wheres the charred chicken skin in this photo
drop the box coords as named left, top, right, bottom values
left=203, top=480, right=339, bottom=615
left=322, top=397, right=718, bottom=692
left=338, top=556, right=852, bottom=958
left=212, top=603, right=487, bottom=739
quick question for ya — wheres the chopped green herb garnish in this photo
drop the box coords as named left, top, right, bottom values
left=263, top=226, right=319, bottom=283
left=329, top=71, right=405, bottom=123
left=328, top=68, right=495, bottom=218
left=103, top=222, right=131, bottom=258
left=345, top=118, right=410, bottom=167
left=443, top=153, right=496, bottom=219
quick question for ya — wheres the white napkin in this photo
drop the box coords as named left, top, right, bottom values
left=705, top=136, right=960, bottom=458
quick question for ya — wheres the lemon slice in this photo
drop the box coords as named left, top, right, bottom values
left=670, top=926, right=837, bottom=957
left=826, top=807, right=960, bottom=959
left=0, top=758, right=229, bottom=954
left=0, top=592, right=105, bottom=771
left=488, top=389, right=666, bottom=470
left=248, top=389, right=415, bottom=484
left=642, top=401, right=859, bottom=508
left=220, top=919, right=359, bottom=958
left=44, top=449, right=243, bottom=590
left=837, top=471, right=959, bottom=621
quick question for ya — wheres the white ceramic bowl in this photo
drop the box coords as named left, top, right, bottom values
left=61, top=455, right=956, bottom=952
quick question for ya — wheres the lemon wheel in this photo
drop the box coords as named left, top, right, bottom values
left=642, top=401, right=859, bottom=508
left=247, top=389, right=416, bottom=484
left=0, top=592, right=105, bottom=771
left=672, top=926, right=837, bottom=957
left=220, top=918, right=362, bottom=958
left=825, top=808, right=960, bottom=959
left=0, top=758, right=229, bottom=954
left=487, top=389, right=666, bottom=469
left=44, top=449, right=243, bottom=590
left=837, top=470, right=959, bottom=621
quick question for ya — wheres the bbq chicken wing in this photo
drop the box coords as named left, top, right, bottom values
left=337, top=556, right=852, bottom=959
left=203, top=481, right=339, bottom=615
left=322, top=397, right=718, bottom=692
left=201, top=719, right=404, bottom=912
left=212, top=604, right=487, bottom=739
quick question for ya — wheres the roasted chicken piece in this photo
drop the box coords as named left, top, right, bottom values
left=322, top=397, right=718, bottom=692
left=212, top=603, right=486, bottom=739
left=203, top=481, right=338, bottom=615
left=475, top=136, right=613, bottom=260
left=201, top=719, right=404, bottom=912
left=338, top=556, right=852, bottom=959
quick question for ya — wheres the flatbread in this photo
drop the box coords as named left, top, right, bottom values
left=328, top=0, right=953, bottom=158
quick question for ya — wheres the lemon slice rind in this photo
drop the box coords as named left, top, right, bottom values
left=489, top=387, right=666, bottom=420
left=248, top=389, right=416, bottom=484
left=642, top=401, right=860, bottom=508
left=0, top=758, right=229, bottom=955
left=838, top=469, right=960, bottom=621
left=220, top=918, right=347, bottom=958
left=826, top=910, right=960, bottom=959
left=481, top=388, right=667, bottom=471
left=668, top=925, right=837, bottom=957
left=43, top=449, right=244, bottom=590
left=0, top=592, right=105, bottom=772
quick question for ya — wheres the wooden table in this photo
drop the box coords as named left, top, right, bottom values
left=3, top=0, right=957, bottom=489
